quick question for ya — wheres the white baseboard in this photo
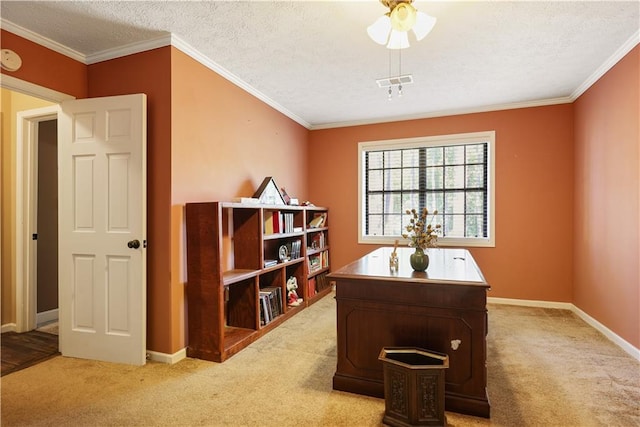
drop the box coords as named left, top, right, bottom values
left=36, top=308, right=59, bottom=326
left=488, top=297, right=640, bottom=362
left=571, top=305, right=640, bottom=362
left=1, top=323, right=17, bottom=333
left=146, top=347, right=187, bottom=364
left=488, top=297, right=573, bottom=310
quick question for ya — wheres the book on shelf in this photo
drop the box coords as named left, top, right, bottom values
left=259, top=291, right=273, bottom=325
left=308, top=254, right=322, bottom=272
left=316, top=272, right=331, bottom=292
left=272, top=211, right=281, bottom=234
left=262, top=287, right=283, bottom=317
left=310, top=232, right=325, bottom=250
left=307, top=212, right=327, bottom=228
left=259, top=293, right=271, bottom=326
left=308, top=277, right=316, bottom=298
left=288, top=239, right=302, bottom=260
left=260, top=287, right=283, bottom=325
left=283, top=212, right=295, bottom=234
left=264, top=211, right=274, bottom=234
left=264, top=259, right=278, bottom=268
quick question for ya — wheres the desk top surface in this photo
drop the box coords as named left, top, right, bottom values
left=328, top=247, right=489, bottom=288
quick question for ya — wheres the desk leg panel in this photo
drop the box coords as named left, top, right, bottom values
left=335, top=298, right=489, bottom=417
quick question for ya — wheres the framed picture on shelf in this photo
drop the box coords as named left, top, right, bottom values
left=253, top=177, right=286, bottom=205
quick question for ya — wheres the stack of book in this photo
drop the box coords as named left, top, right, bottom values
left=321, top=251, right=329, bottom=268
left=259, top=287, right=283, bottom=326
left=283, top=212, right=295, bottom=233
left=308, top=255, right=322, bottom=273
left=288, top=240, right=302, bottom=259
left=310, top=232, right=326, bottom=250
left=315, top=272, right=331, bottom=292
left=264, top=211, right=298, bottom=235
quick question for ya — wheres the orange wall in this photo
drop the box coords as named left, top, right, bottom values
left=0, top=29, right=87, bottom=99
left=573, top=46, right=639, bottom=348
left=170, top=48, right=309, bottom=203
left=87, top=48, right=174, bottom=354
left=309, top=105, right=575, bottom=303
left=170, top=48, right=310, bottom=349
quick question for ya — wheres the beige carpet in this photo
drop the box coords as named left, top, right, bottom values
left=1, top=293, right=638, bottom=426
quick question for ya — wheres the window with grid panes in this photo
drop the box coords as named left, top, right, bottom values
left=358, top=131, right=495, bottom=247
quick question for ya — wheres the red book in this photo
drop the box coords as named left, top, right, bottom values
left=308, top=278, right=316, bottom=298
left=272, top=211, right=281, bottom=234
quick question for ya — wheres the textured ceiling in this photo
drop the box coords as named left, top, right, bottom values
left=1, top=1, right=639, bottom=129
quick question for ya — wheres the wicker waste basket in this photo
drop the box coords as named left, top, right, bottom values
left=379, top=347, right=449, bottom=427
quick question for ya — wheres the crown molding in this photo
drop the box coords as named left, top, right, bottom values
left=570, top=29, right=640, bottom=100
left=0, top=18, right=86, bottom=63
left=310, top=96, right=573, bottom=130
left=85, top=33, right=172, bottom=64
left=0, top=18, right=311, bottom=128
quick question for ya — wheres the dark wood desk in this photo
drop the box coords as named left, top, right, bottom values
left=329, top=247, right=491, bottom=418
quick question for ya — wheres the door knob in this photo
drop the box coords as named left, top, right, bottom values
left=127, top=239, right=141, bottom=249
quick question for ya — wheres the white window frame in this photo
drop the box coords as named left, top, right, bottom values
left=358, top=131, right=496, bottom=248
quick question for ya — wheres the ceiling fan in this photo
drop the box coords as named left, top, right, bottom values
left=367, top=0, right=437, bottom=49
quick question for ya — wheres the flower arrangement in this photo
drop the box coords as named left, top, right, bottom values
left=402, top=208, right=441, bottom=249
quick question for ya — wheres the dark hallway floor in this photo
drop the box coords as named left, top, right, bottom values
left=1, top=330, right=59, bottom=376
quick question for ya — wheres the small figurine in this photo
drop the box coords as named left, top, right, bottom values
left=287, top=276, right=303, bottom=307
left=389, top=240, right=399, bottom=272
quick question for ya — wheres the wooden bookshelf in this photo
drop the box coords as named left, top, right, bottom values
left=185, top=202, right=331, bottom=362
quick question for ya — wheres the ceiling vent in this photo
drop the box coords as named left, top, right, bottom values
left=376, top=74, right=414, bottom=88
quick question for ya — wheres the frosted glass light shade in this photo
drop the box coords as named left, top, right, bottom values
left=367, top=15, right=392, bottom=45
left=386, top=30, right=409, bottom=49
left=413, top=11, right=437, bottom=41
left=367, top=2, right=437, bottom=49
left=390, top=3, right=417, bottom=32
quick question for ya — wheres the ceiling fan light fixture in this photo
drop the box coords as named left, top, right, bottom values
left=386, top=29, right=410, bottom=49
left=368, top=0, right=436, bottom=49
left=412, top=11, right=437, bottom=41
left=389, top=2, right=416, bottom=32
left=367, top=14, right=392, bottom=45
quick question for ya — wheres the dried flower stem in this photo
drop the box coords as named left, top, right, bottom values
left=402, top=208, right=441, bottom=250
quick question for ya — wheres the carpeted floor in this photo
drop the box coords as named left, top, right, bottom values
left=1, top=293, right=638, bottom=426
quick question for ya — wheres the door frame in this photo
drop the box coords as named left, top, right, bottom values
left=1, top=75, right=74, bottom=332
left=16, top=105, right=58, bottom=332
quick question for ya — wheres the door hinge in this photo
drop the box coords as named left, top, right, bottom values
left=32, top=233, right=38, bottom=240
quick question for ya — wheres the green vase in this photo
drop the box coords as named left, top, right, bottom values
left=409, top=248, right=429, bottom=272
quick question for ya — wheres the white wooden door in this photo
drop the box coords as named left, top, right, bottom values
left=58, top=94, right=147, bottom=365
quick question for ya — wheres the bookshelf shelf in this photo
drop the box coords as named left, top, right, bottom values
left=308, top=265, right=330, bottom=277
left=186, top=201, right=331, bottom=362
left=263, top=232, right=305, bottom=241
left=306, top=226, right=329, bottom=233
left=222, top=269, right=259, bottom=286
left=224, top=326, right=254, bottom=346
left=307, top=246, right=330, bottom=257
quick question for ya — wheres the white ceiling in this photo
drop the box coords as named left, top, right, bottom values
left=1, top=1, right=638, bottom=129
